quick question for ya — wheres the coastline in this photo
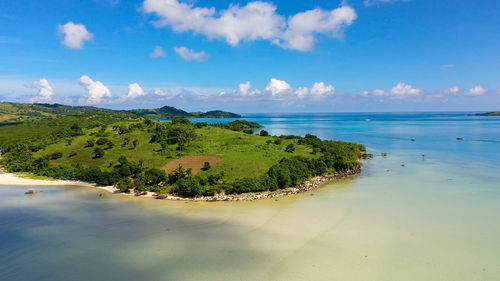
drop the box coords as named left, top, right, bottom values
left=0, top=166, right=362, bottom=201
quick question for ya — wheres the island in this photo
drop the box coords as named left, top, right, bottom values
left=0, top=102, right=241, bottom=125
left=475, top=111, right=500, bottom=116
left=0, top=109, right=365, bottom=200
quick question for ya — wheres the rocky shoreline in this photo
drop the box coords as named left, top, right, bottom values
left=155, top=166, right=362, bottom=201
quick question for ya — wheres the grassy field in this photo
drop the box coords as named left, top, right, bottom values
left=33, top=124, right=316, bottom=181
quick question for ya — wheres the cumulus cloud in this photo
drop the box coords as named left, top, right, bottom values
left=78, top=75, right=112, bottom=104
left=238, top=81, right=252, bottom=95
left=310, top=82, right=335, bottom=99
left=390, top=82, right=421, bottom=97
left=28, top=78, right=55, bottom=103
left=467, top=85, right=486, bottom=95
left=150, top=46, right=166, bottom=58
left=265, top=78, right=292, bottom=96
left=58, top=22, right=93, bottom=49
left=143, top=0, right=357, bottom=51
left=121, top=83, right=147, bottom=100
left=364, top=0, right=410, bottom=6
left=174, top=46, right=210, bottom=61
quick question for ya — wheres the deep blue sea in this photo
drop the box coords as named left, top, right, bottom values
left=1, top=112, right=499, bottom=281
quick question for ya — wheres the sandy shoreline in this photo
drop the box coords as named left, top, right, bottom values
left=0, top=166, right=362, bottom=201
left=0, top=173, right=117, bottom=193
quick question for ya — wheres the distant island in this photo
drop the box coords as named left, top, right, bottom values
left=475, top=111, right=500, bottom=116
left=0, top=111, right=364, bottom=200
left=0, top=102, right=241, bottom=124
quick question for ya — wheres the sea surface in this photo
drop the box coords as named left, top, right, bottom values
left=1, top=112, right=499, bottom=281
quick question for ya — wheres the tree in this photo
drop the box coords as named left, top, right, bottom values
left=93, top=147, right=104, bottom=159
left=172, top=117, right=191, bottom=125
left=168, top=164, right=191, bottom=184
left=259, top=130, right=269, bottom=136
left=96, top=137, right=109, bottom=146
left=144, top=168, right=166, bottom=186
left=202, top=161, right=211, bottom=171
left=285, top=144, right=295, bottom=153
left=118, top=156, right=128, bottom=166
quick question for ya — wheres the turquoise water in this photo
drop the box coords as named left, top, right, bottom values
left=1, top=112, right=500, bottom=280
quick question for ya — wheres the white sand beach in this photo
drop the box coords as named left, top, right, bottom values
left=0, top=173, right=117, bottom=193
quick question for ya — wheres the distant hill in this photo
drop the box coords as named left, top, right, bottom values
left=127, top=106, right=239, bottom=119
left=0, top=102, right=241, bottom=124
left=475, top=111, right=500, bottom=116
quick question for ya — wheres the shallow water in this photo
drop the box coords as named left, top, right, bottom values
left=1, top=112, right=500, bottom=281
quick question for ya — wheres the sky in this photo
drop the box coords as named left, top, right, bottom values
left=0, top=0, right=499, bottom=113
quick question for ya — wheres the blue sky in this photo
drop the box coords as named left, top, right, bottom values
left=0, top=0, right=499, bottom=112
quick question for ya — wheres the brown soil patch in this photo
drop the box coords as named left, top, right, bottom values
left=161, top=156, right=222, bottom=175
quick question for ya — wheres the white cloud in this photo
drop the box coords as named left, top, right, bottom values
left=467, top=85, right=486, bottom=95
left=215, top=79, right=334, bottom=102
left=78, top=75, right=112, bottom=104
left=238, top=81, right=252, bottom=95
left=278, top=6, right=357, bottom=51
left=28, top=78, right=55, bottom=103
left=143, top=0, right=357, bottom=51
left=390, top=82, right=421, bottom=97
left=364, top=0, right=410, bottom=7
left=57, top=22, right=93, bottom=50
left=444, top=85, right=460, bottom=95
left=150, top=46, right=166, bottom=58
left=265, top=78, right=292, bottom=96
left=173, top=46, right=210, bottom=62
left=295, top=87, right=309, bottom=99
left=122, top=83, right=147, bottom=100
left=310, top=82, right=334, bottom=99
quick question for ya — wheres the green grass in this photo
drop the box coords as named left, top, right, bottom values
left=187, top=127, right=315, bottom=180
left=31, top=124, right=316, bottom=182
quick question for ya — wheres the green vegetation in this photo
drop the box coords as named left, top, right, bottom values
left=127, top=105, right=241, bottom=119
left=0, top=113, right=364, bottom=198
left=0, top=102, right=241, bottom=124
left=475, top=111, right=500, bottom=116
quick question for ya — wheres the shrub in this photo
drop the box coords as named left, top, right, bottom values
left=96, top=137, right=109, bottom=146
left=93, top=147, right=104, bottom=159
left=259, top=130, right=269, bottom=136
left=116, top=178, right=132, bottom=193
left=202, top=161, right=211, bottom=171
left=48, top=152, right=63, bottom=160
left=227, top=177, right=264, bottom=194
left=173, top=177, right=203, bottom=197
left=85, top=140, right=95, bottom=147
left=285, top=144, right=295, bottom=153
left=274, top=139, right=282, bottom=145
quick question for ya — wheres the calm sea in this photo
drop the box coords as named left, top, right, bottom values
left=1, top=112, right=499, bottom=280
